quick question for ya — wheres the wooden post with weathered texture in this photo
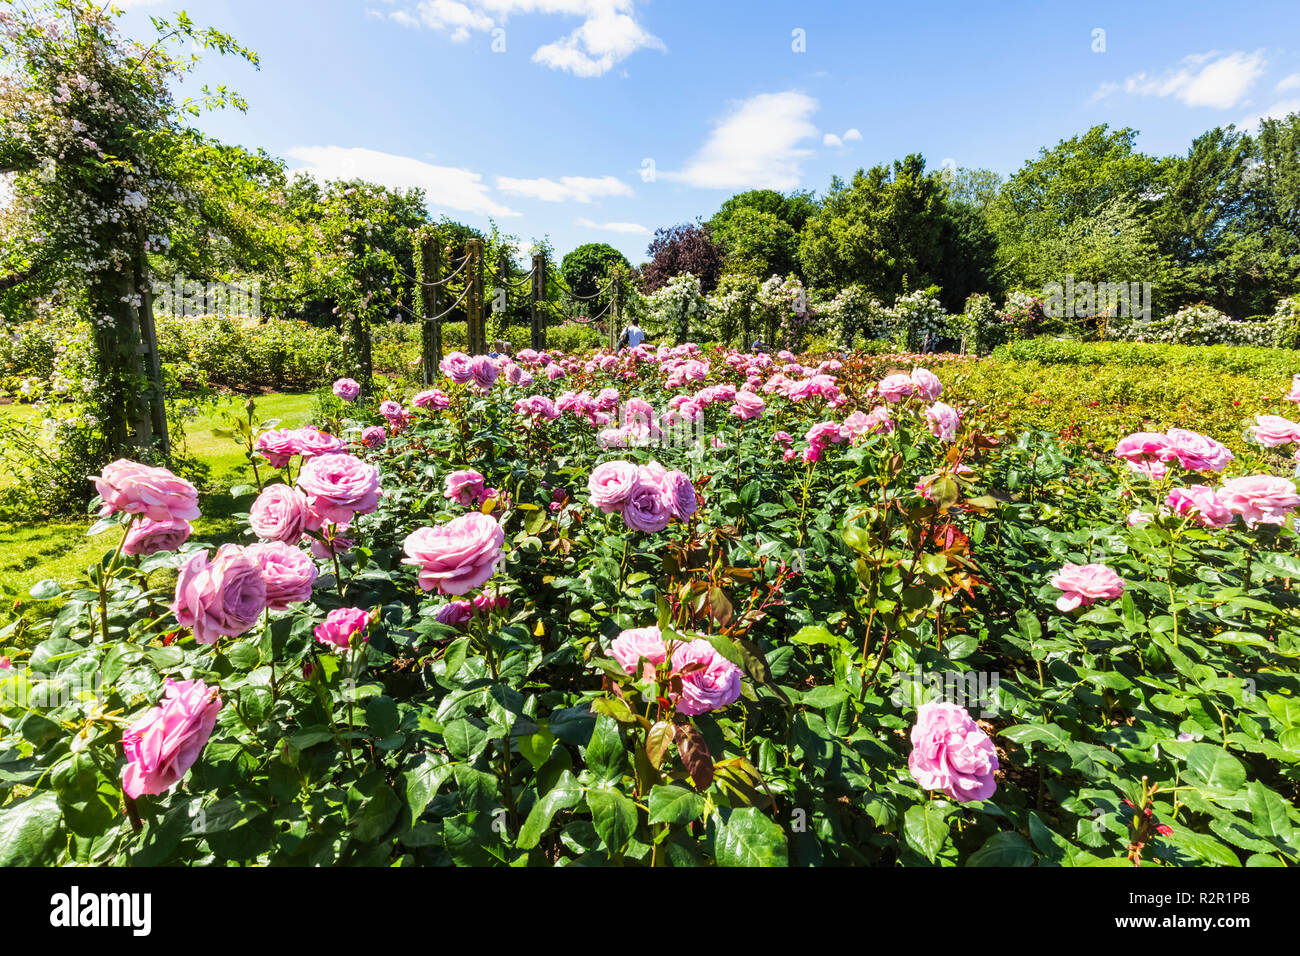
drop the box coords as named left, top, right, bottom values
left=466, top=238, right=485, bottom=355
left=420, top=233, right=443, bottom=383
left=134, top=227, right=169, bottom=455
left=609, top=272, right=621, bottom=350
left=531, top=253, right=546, bottom=351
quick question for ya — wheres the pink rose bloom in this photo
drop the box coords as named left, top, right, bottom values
left=1250, top=414, right=1300, bottom=448
left=907, top=701, right=998, bottom=802
left=545, top=363, right=566, bottom=380
left=90, top=459, right=200, bottom=524
left=911, top=367, right=943, bottom=400
left=444, top=469, right=488, bottom=507
left=622, top=475, right=674, bottom=533
left=609, top=625, right=668, bottom=679
left=1115, top=432, right=1174, bottom=478
left=925, top=402, right=961, bottom=443
left=314, top=606, right=370, bottom=650
left=378, top=401, right=411, bottom=434
left=774, top=431, right=793, bottom=445
left=729, top=391, right=765, bottom=420
left=1127, top=508, right=1153, bottom=526
left=1051, top=562, right=1125, bottom=612
left=171, top=544, right=267, bottom=645
left=864, top=405, right=895, bottom=436
left=246, top=540, right=317, bottom=610
left=1164, top=485, right=1233, bottom=528
left=471, top=355, right=499, bottom=391
left=120, top=678, right=222, bottom=799
left=360, top=425, right=387, bottom=448
left=413, top=388, right=450, bottom=410
left=877, top=373, right=915, bottom=403
left=255, top=428, right=301, bottom=468
left=309, top=525, right=354, bottom=559
left=473, top=593, right=508, bottom=614
left=1286, top=374, right=1300, bottom=404
left=402, top=512, right=506, bottom=595
left=333, top=378, right=361, bottom=401
left=670, top=639, right=743, bottom=716
left=123, top=517, right=192, bottom=556
left=842, top=411, right=870, bottom=440
left=1163, top=428, right=1233, bottom=472
left=663, top=469, right=698, bottom=521
left=293, top=426, right=346, bottom=459
left=514, top=395, right=561, bottom=420
left=504, top=362, right=534, bottom=387
left=588, top=460, right=640, bottom=513
left=1218, top=475, right=1300, bottom=528
left=296, top=453, right=381, bottom=525
left=249, top=483, right=310, bottom=543
left=440, top=351, right=474, bottom=384
left=435, top=600, right=473, bottom=625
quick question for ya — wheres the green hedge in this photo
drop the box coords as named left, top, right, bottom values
left=994, top=338, right=1299, bottom=377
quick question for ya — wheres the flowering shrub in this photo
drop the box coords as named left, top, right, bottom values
left=1110, top=302, right=1277, bottom=347
left=889, top=288, right=950, bottom=352
left=3, top=340, right=1300, bottom=869
left=819, top=283, right=886, bottom=351
left=1000, top=290, right=1048, bottom=341
left=645, top=273, right=709, bottom=345
left=1272, top=294, right=1300, bottom=350
left=949, top=292, right=1002, bottom=355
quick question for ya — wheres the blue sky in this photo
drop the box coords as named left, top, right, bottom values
left=115, top=0, right=1300, bottom=263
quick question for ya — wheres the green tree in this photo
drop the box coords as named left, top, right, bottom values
left=559, top=242, right=630, bottom=300
left=798, top=154, right=949, bottom=302
left=0, top=0, right=257, bottom=463
left=708, top=206, right=797, bottom=279
left=988, top=125, right=1160, bottom=290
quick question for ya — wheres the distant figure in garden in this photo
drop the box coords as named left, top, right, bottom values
left=750, top=336, right=768, bottom=353
left=618, top=321, right=646, bottom=350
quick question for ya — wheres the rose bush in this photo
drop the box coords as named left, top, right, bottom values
left=3, top=340, right=1300, bottom=870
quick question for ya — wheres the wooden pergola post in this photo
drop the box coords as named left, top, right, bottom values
left=530, top=253, right=546, bottom=351
left=466, top=238, right=485, bottom=355
left=134, top=226, right=169, bottom=455
left=610, top=272, right=622, bottom=350
left=419, top=233, right=443, bottom=383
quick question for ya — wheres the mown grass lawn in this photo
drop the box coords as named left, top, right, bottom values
left=0, top=391, right=316, bottom=623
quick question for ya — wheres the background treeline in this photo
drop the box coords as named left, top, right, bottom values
left=615, top=118, right=1300, bottom=321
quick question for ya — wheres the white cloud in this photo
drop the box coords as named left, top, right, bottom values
left=575, top=216, right=649, bottom=235
left=413, top=0, right=493, bottom=41
left=383, top=0, right=664, bottom=76
left=664, top=91, right=819, bottom=190
left=532, top=8, right=665, bottom=77
left=823, top=127, right=861, bottom=149
left=495, top=174, right=633, bottom=202
left=1092, top=50, right=1266, bottom=109
left=286, top=145, right=519, bottom=218
left=1277, top=72, right=1300, bottom=93
left=1238, top=97, right=1300, bottom=130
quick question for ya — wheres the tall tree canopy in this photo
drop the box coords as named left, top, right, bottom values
left=641, top=222, right=724, bottom=293
left=797, top=154, right=952, bottom=303
left=559, top=242, right=630, bottom=300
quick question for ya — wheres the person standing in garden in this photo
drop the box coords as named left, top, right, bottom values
left=618, top=320, right=646, bottom=350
